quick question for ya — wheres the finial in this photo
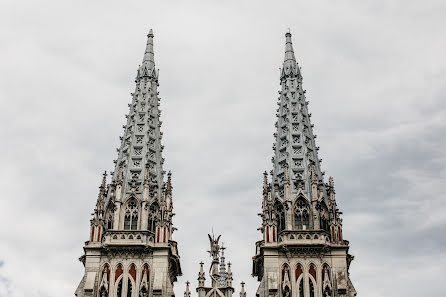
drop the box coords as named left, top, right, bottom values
left=167, top=170, right=172, bottom=195
left=329, top=176, right=334, bottom=188
left=284, top=163, right=290, bottom=185
left=100, top=171, right=107, bottom=190
left=240, top=281, right=246, bottom=297
left=184, top=280, right=191, bottom=297
left=148, top=29, right=154, bottom=38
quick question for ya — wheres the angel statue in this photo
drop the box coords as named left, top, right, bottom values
left=208, top=233, right=221, bottom=286
left=208, top=233, right=221, bottom=261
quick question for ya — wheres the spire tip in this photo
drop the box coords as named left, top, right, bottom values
left=148, top=29, right=154, bottom=38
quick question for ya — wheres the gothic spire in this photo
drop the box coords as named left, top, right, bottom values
left=282, top=31, right=297, bottom=76
left=142, top=29, right=155, bottom=70
left=111, top=29, right=166, bottom=200
left=271, top=31, right=324, bottom=199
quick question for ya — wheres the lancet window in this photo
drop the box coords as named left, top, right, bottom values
left=294, top=198, right=310, bottom=230
left=274, top=202, right=286, bottom=233
left=147, top=203, right=159, bottom=232
left=320, top=208, right=330, bottom=233
left=105, top=209, right=113, bottom=230
left=124, top=199, right=138, bottom=230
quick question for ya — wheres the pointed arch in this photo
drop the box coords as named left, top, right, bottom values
left=115, top=275, right=123, bottom=297
left=294, top=197, right=310, bottom=230
left=281, top=264, right=291, bottom=297
left=115, top=264, right=123, bottom=281
left=140, top=264, right=150, bottom=297
left=319, top=202, right=330, bottom=233
left=98, top=264, right=110, bottom=297
left=322, top=263, right=332, bottom=297
left=307, top=263, right=317, bottom=297
left=274, top=201, right=286, bottom=233
left=148, top=202, right=160, bottom=232
left=129, top=263, right=137, bottom=282
left=295, top=263, right=304, bottom=297
left=105, top=204, right=114, bottom=230
left=123, top=198, right=139, bottom=230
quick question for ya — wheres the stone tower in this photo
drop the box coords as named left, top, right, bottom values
left=251, top=32, right=356, bottom=297
left=76, top=30, right=182, bottom=297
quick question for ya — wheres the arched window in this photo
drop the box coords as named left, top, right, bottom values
left=281, top=265, right=291, bottom=297
left=105, top=209, right=113, bottom=230
left=296, top=264, right=304, bottom=297
left=275, top=202, right=286, bottom=233
left=147, top=203, right=159, bottom=232
left=124, top=199, right=138, bottom=230
left=319, top=204, right=330, bottom=233
left=294, top=198, right=310, bottom=230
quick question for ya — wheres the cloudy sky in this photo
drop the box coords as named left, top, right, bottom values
left=1, top=0, right=445, bottom=296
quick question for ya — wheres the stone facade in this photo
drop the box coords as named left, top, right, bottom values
left=75, top=30, right=181, bottom=297
left=251, top=33, right=357, bottom=297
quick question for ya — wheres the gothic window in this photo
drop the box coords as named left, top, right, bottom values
left=322, top=264, right=332, bottom=296
left=137, top=125, right=144, bottom=133
left=292, top=115, right=298, bottom=122
left=124, top=200, right=138, bottom=230
left=139, top=113, right=145, bottom=122
left=294, top=198, right=310, bottom=230
left=149, top=128, right=154, bottom=136
left=106, top=209, right=113, bottom=230
left=320, top=208, right=330, bottom=233
left=274, top=202, right=286, bottom=233
left=133, top=159, right=141, bottom=167
left=292, top=124, right=298, bottom=132
left=282, top=139, right=289, bottom=147
left=136, top=136, right=144, bottom=144
left=281, top=265, right=291, bottom=297
left=148, top=204, right=159, bottom=232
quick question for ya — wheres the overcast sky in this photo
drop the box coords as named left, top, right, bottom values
left=0, top=1, right=445, bottom=296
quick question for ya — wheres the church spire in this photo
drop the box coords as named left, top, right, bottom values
left=272, top=31, right=324, bottom=199
left=282, top=31, right=297, bottom=75
left=111, top=28, right=166, bottom=199
left=142, top=29, right=155, bottom=70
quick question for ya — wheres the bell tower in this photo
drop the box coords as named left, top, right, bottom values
left=252, top=32, right=356, bottom=297
left=76, top=30, right=182, bottom=297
